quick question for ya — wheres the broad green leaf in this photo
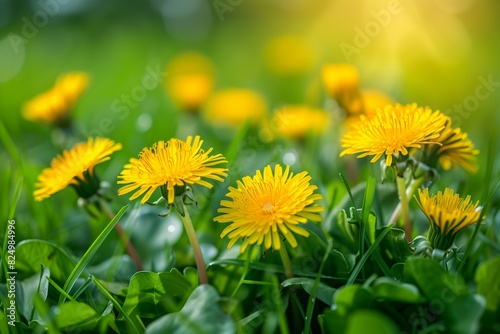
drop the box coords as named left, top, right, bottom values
left=475, top=255, right=500, bottom=311
left=15, top=240, right=74, bottom=282
left=16, top=267, right=50, bottom=323
left=32, top=293, right=60, bottom=333
left=281, top=277, right=336, bottom=306
left=443, top=294, right=485, bottom=334
left=122, top=269, right=194, bottom=319
left=376, top=227, right=413, bottom=265
left=345, top=309, right=399, bottom=334
left=145, top=285, right=235, bottom=334
left=319, top=309, right=346, bottom=334
left=332, top=285, right=373, bottom=315
left=87, top=255, right=138, bottom=283
left=404, top=257, right=466, bottom=300
left=372, top=277, right=424, bottom=303
left=54, top=301, right=98, bottom=330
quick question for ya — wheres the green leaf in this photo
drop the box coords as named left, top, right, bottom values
left=319, top=309, right=344, bottom=334
left=332, top=209, right=359, bottom=253
left=372, top=277, right=425, bottom=303
left=332, top=285, right=373, bottom=315
left=54, top=301, right=98, bottom=330
left=0, top=309, right=10, bottom=334
left=122, top=269, right=195, bottom=319
left=404, top=257, right=466, bottom=300
left=475, top=255, right=500, bottom=311
left=14, top=240, right=75, bottom=282
left=377, top=227, right=413, bottom=265
left=443, top=294, right=485, bottom=334
left=93, top=276, right=140, bottom=334
left=33, top=293, right=60, bottom=333
left=208, top=259, right=341, bottom=280
left=59, top=204, right=129, bottom=304
left=145, top=285, right=235, bottom=334
left=10, top=267, right=50, bottom=325
left=295, top=227, right=350, bottom=277
left=281, top=277, right=336, bottom=306
left=347, top=223, right=395, bottom=285
left=344, top=309, right=399, bottom=334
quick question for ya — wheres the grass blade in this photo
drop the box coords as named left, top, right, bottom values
left=58, top=204, right=129, bottom=304
left=347, top=223, right=394, bottom=285
left=93, top=276, right=141, bottom=334
left=304, top=238, right=333, bottom=334
left=0, top=120, right=22, bottom=168
left=1, top=177, right=23, bottom=282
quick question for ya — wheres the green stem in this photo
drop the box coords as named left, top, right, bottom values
left=388, top=177, right=424, bottom=226
left=179, top=204, right=208, bottom=285
left=278, top=243, right=294, bottom=279
left=396, top=176, right=412, bottom=242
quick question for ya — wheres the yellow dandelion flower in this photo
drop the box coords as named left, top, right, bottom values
left=204, top=89, right=268, bottom=128
left=431, top=125, right=479, bottom=174
left=415, top=188, right=482, bottom=250
left=322, top=63, right=363, bottom=115
left=165, top=52, right=214, bottom=112
left=340, top=103, right=448, bottom=166
left=23, top=72, right=89, bottom=126
left=215, top=165, right=323, bottom=253
left=264, top=35, right=314, bottom=76
left=117, top=136, right=227, bottom=205
left=272, top=105, right=329, bottom=140
left=34, top=137, right=121, bottom=201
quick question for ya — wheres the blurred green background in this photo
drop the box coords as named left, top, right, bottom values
left=1, top=0, right=500, bottom=262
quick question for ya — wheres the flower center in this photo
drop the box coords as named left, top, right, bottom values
left=262, top=202, right=275, bottom=214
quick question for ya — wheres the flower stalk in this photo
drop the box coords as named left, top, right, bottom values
left=278, top=243, right=294, bottom=279
left=396, top=175, right=412, bottom=241
left=178, top=202, right=208, bottom=284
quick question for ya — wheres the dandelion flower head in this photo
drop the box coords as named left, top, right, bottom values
left=34, top=137, right=121, bottom=201
left=215, top=165, right=323, bottom=253
left=118, top=136, right=227, bottom=204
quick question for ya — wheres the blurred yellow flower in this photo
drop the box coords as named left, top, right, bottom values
left=118, top=136, right=227, bottom=204
left=164, top=52, right=214, bottom=112
left=215, top=164, right=323, bottom=253
left=360, top=89, right=394, bottom=118
left=322, top=63, right=363, bottom=115
left=23, top=72, right=89, bottom=126
left=204, top=89, right=268, bottom=128
left=431, top=125, right=479, bottom=174
left=272, top=105, right=329, bottom=140
left=264, top=35, right=314, bottom=76
left=34, top=137, right=121, bottom=201
left=340, top=103, right=448, bottom=166
left=415, top=188, right=482, bottom=250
